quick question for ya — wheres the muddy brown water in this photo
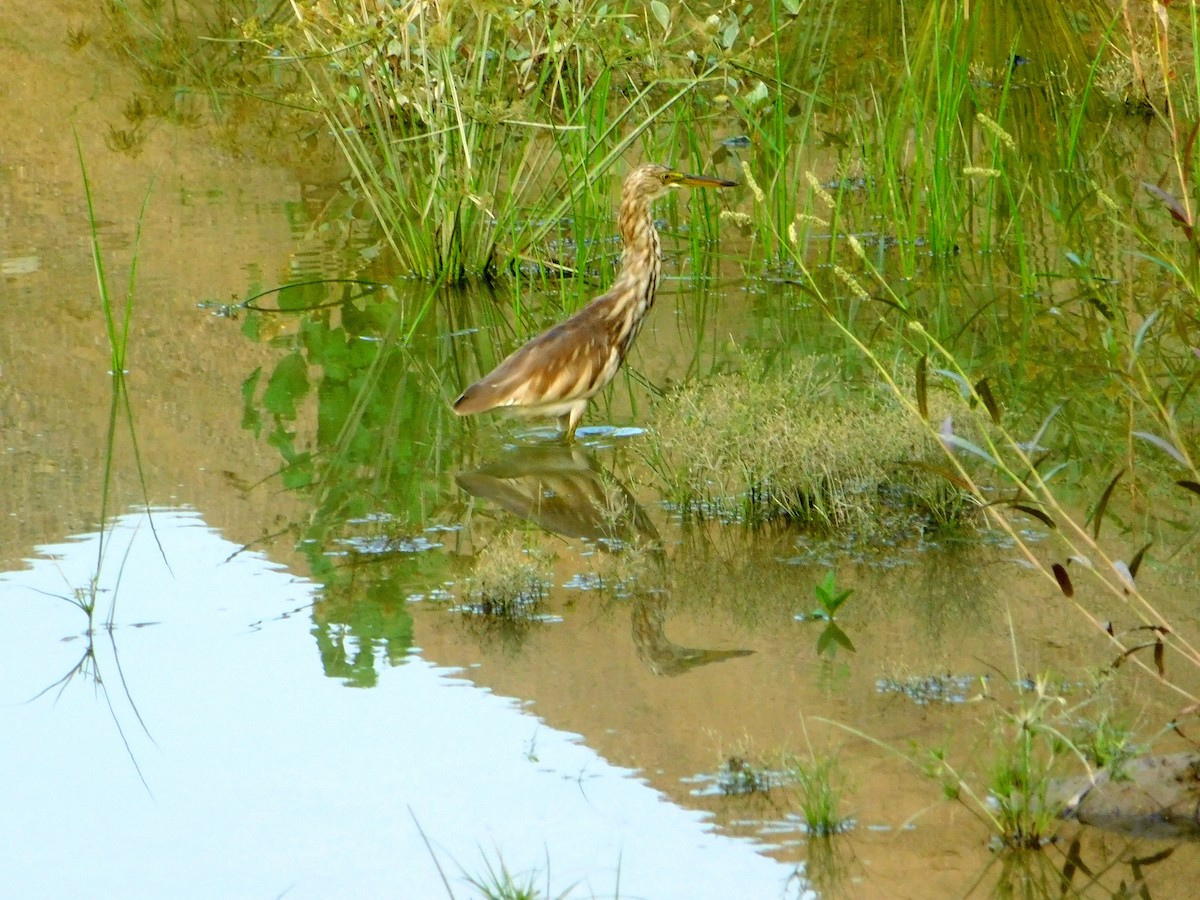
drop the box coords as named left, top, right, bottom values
left=4, top=5, right=1200, bottom=899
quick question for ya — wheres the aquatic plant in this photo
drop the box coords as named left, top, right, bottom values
left=461, top=535, right=551, bottom=619
left=76, top=135, right=165, bottom=624
left=704, top=732, right=774, bottom=798
left=647, top=355, right=976, bottom=530
left=463, top=854, right=547, bottom=900
left=984, top=678, right=1077, bottom=849
left=269, top=1, right=747, bottom=282
left=805, top=571, right=856, bottom=657
left=1075, top=718, right=1143, bottom=780
left=786, top=751, right=851, bottom=837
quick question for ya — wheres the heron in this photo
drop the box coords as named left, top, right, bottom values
left=452, top=163, right=737, bottom=440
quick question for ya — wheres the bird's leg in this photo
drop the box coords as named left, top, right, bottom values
left=561, top=402, right=586, bottom=443
left=558, top=413, right=575, bottom=443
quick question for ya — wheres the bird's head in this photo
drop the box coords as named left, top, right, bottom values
left=623, top=163, right=738, bottom=204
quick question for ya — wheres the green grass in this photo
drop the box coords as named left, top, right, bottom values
left=786, top=751, right=850, bottom=837
left=646, top=354, right=976, bottom=530
left=75, top=133, right=167, bottom=626
left=268, top=1, right=743, bottom=284
left=130, top=0, right=1200, bottom=856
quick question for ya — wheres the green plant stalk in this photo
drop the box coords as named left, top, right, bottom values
left=809, top=272, right=1200, bottom=692
left=1064, top=8, right=1122, bottom=170
left=75, top=133, right=168, bottom=614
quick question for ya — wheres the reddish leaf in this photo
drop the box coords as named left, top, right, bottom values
left=1129, top=542, right=1151, bottom=579
left=975, top=377, right=1001, bottom=424
left=1052, top=562, right=1074, bottom=597
left=1143, top=181, right=1195, bottom=241
left=1091, top=468, right=1125, bottom=540
left=1011, top=504, right=1056, bottom=529
left=1177, top=479, right=1200, bottom=497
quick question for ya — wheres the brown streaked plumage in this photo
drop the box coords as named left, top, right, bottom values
left=453, top=163, right=737, bottom=440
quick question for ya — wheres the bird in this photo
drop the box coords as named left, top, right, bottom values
left=452, top=163, right=737, bottom=441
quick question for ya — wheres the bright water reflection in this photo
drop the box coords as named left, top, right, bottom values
left=0, top=510, right=810, bottom=899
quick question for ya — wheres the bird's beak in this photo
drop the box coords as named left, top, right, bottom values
left=665, top=171, right=739, bottom=189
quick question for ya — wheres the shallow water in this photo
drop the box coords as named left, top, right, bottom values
left=4, top=4, right=1200, bottom=899
left=2, top=512, right=807, bottom=898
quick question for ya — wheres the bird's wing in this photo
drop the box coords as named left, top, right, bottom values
left=453, top=309, right=613, bottom=414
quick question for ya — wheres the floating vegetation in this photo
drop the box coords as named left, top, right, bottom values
left=718, top=756, right=774, bottom=796
left=336, top=534, right=443, bottom=556
left=648, top=357, right=977, bottom=531
left=876, top=672, right=985, bottom=706
left=686, top=755, right=776, bottom=798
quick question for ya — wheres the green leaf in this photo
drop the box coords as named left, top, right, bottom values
left=816, top=626, right=835, bottom=656
left=721, top=21, right=739, bottom=50
left=650, top=0, right=670, bottom=31
left=241, top=367, right=263, bottom=436
left=939, top=433, right=998, bottom=466
left=240, top=314, right=261, bottom=342
left=744, top=80, right=769, bottom=107
left=814, top=571, right=853, bottom=616
left=262, top=352, right=309, bottom=419
left=827, top=623, right=856, bottom=653
left=817, top=623, right=855, bottom=656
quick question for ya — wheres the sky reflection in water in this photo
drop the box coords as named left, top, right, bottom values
left=0, top=510, right=809, bottom=899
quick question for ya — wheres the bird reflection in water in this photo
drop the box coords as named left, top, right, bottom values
left=455, top=443, right=752, bottom=676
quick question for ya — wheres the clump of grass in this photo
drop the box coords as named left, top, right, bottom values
left=920, top=674, right=1095, bottom=850
left=464, top=853, right=546, bottom=900
left=270, top=1, right=731, bottom=282
left=785, top=751, right=851, bottom=837
left=647, top=356, right=975, bottom=531
left=461, top=536, right=551, bottom=619
left=1072, top=711, right=1143, bottom=778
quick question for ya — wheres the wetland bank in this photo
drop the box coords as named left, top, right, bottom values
left=4, top=1, right=1200, bottom=897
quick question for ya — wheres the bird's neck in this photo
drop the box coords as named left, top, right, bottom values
left=613, top=195, right=662, bottom=315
